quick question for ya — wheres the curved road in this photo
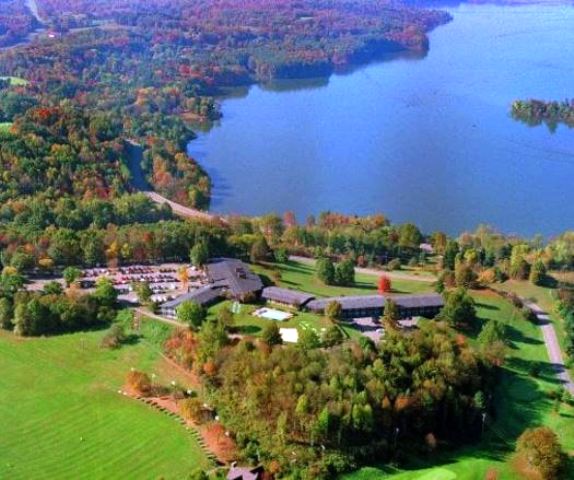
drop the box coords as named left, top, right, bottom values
left=25, top=0, right=44, bottom=24
left=125, top=140, right=221, bottom=222
left=525, top=301, right=574, bottom=395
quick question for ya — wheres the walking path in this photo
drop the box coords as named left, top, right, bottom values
left=289, top=255, right=436, bottom=283
left=525, top=301, right=574, bottom=395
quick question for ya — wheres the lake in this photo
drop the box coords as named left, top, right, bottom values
left=187, top=2, right=574, bottom=236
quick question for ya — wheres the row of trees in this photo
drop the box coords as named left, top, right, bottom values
left=0, top=274, right=118, bottom=336
left=316, top=257, right=355, bottom=286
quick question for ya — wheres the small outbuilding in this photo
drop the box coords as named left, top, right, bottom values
left=227, top=464, right=264, bottom=480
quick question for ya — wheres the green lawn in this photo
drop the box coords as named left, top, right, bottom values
left=492, top=279, right=573, bottom=374
left=344, top=291, right=574, bottom=480
left=0, top=122, right=13, bottom=133
left=0, top=329, right=210, bottom=479
left=0, top=76, right=29, bottom=86
left=208, top=299, right=333, bottom=337
left=252, top=260, right=434, bottom=298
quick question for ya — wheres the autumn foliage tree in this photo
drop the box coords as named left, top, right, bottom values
left=125, top=370, right=152, bottom=396
left=515, top=427, right=567, bottom=480
left=378, top=275, right=392, bottom=294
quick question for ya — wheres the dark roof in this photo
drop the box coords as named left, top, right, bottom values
left=261, top=286, right=315, bottom=306
left=161, top=286, right=223, bottom=309
left=307, top=295, right=385, bottom=311
left=307, top=294, right=443, bottom=312
left=227, top=466, right=263, bottom=480
left=206, top=258, right=263, bottom=297
left=393, top=294, right=444, bottom=309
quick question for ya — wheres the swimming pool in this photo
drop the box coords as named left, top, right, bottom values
left=253, top=307, right=293, bottom=321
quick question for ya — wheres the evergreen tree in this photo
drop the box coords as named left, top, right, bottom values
left=316, top=257, right=335, bottom=285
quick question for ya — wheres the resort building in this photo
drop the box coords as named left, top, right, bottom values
left=261, top=286, right=315, bottom=309
left=206, top=258, right=264, bottom=301
left=160, top=258, right=264, bottom=317
left=306, top=294, right=444, bottom=320
left=160, top=285, right=223, bottom=318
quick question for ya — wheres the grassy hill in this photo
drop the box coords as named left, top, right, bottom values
left=0, top=329, right=210, bottom=479
left=343, top=291, right=574, bottom=480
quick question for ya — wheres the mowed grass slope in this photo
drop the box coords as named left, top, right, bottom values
left=344, top=291, right=574, bottom=480
left=0, top=330, right=209, bottom=479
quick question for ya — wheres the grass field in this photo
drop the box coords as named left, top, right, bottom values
left=344, top=290, right=574, bottom=480
left=0, top=122, right=13, bottom=133
left=252, top=260, right=434, bottom=297
left=492, top=279, right=573, bottom=375
left=0, top=329, right=210, bottom=479
left=0, top=76, right=29, bottom=86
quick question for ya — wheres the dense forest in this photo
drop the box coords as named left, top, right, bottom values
left=0, top=0, right=39, bottom=47
left=511, top=99, right=574, bottom=130
left=166, top=321, right=495, bottom=477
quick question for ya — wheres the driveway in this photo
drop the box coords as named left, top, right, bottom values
left=525, top=301, right=574, bottom=395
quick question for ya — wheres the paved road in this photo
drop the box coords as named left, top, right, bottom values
left=525, top=301, right=574, bottom=395
left=144, top=191, right=218, bottom=222
left=289, top=255, right=436, bottom=283
left=25, top=0, right=44, bottom=24
left=125, top=140, right=222, bottom=222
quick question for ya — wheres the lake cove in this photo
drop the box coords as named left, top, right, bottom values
left=187, top=2, right=574, bottom=237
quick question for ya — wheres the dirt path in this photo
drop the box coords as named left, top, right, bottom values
left=289, top=255, right=436, bottom=283
left=134, top=307, right=186, bottom=328
left=526, top=301, right=574, bottom=395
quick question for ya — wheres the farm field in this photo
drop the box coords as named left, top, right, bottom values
left=344, top=291, right=574, bottom=479
left=252, top=260, right=434, bottom=298
left=0, top=329, right=210, bottom=479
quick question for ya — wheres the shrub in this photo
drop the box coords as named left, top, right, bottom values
left=386, top=258, right=401, bottom=271
left=262, top=322, right=283, bottom=346
left=126, top=370, right=152, bottom=396
left=179, top=397, right=204, bottom=423
left=101, top=324, right=126, bottom=349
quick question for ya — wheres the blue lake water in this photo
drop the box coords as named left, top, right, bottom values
left=187, top=2, right=574, bottom=236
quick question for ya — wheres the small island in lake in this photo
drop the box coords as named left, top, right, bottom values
left=511, top=98, right=574, bottom=130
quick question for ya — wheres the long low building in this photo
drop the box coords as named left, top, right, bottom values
left=306, top=294, right=444, bottom=320
left=261, top=286, right=315, bottom=309
left=160, top=285, right=224, bottom=318
left=160, top=258, right=264, bottom=318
